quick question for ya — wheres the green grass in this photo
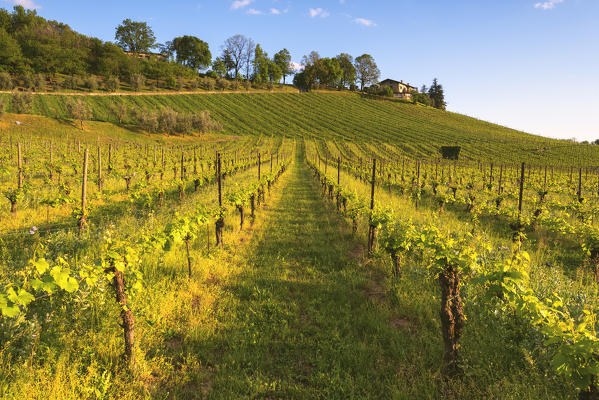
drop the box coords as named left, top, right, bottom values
left=2, top=91, right=596, bottom=165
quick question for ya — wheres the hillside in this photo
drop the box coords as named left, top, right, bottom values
left=1, top=91, right=595, bottom=165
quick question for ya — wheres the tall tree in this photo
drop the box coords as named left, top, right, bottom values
left=335, top=53, right=356, bottom=88
left=273, top=48, right=292, bottom=84
left=243, top=38, right=255, bottom=80
left=169, top=36, right=211, bottom=70
left=212, top=57, right=227, bottom=78
left=301, top=51, right=320, bottom=67
left=115, top=19, right=156, bottom=54
left=252, top=44, right=269, bottom=83
left=222, top=34, right=251, bottom=79
left=354, top=54, right=380, bottom=91
left=428, top=78, right=447, bottom=110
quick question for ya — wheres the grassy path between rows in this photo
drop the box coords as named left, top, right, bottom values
left=199, top=149, right=427, bottom=399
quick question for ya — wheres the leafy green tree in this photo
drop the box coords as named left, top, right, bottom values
left=319, top=58, right=342, bottom=87
left=0, top=27, right=23, bottom=72
left=335, top=53, right=356, bottom=88
left=212, top=57, right=227, bottom=78
left=273, top=49, right=292, bottom=84
left=0, top=72, right=13, bottom=90
left=168, top=36, right=211, bottom=70
left=104, top=75, right=120, bottom=92
left=354, top=54, right=380, bottom=91
left=115, top=19, right=156, bottom=54
left=428, top=78, right=447, bottom=110
left=268, top=60, right=282, bottom=83
left=252, top=44, right=269, bottom=83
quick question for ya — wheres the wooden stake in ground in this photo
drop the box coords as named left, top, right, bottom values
left=518, top=162, right=525, bottom=219
left=17, top=142, right=23, bottom=189
left=578, top=167, right=583, bottom=203
left=97, top=146, right=102, bottom=193
left=258, top=152, right=261, bottom=181
left=368, top=158, right=377, bottom=255
left=215, top=153, right=224, bottom=248
left=79, top=149, right=89, bottom=231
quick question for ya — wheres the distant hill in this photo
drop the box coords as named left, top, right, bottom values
left=1, top=91, right=595, bottom=165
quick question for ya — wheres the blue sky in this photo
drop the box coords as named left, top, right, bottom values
left=3, top=0, right=598, bottom=141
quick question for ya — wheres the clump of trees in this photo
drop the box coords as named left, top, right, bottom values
left=414, top=79, right=446, bottom=110
left=137, top=107, right=221, bottom=135
left=293, top=51, right=378, bottom=92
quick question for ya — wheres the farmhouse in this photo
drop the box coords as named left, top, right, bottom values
left=379, top=79, right=418, bottom=100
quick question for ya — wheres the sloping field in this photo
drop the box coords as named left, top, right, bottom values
left=1, top=91, right=595, bottom=164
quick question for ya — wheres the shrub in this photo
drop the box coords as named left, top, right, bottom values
left=266, top=82, right=274, bottom=91
left=67, top=98, right=92, bottom=128
left=165, top=75, right=176, bottom=89
left=216, top=77, right=228, bottom=90
left=63, top=75, right=81, bottom=90
left=105, top=76, right=119, bottom=92
left=22, top=74, right=34, bottom=90
left=176, top=77, right=185, bottom=91
left=191, top=110, right=222, bottom=133
left=11, top=92, right=33, bottom=114
left=158, top=107, right=178, bottom=132
left=230, top=80, right=240, bottom=91
left=33, top=74, right=46, bottom=92
left=243, top=80, right=251, bottom=90
left=189, top=79, right=199, bottom=90
left=84, top=76, right=99, bottom=92
left=130, top=74, right=145, bottom=91
left=0, top=96, right=7, bottom=116
left=139, top=109, right=159, bottom=132
left=0, top=73, right=13, bottom=90
left=202, top=77, right=216, bottom=91
left=440, top=146, right=461, bottom=160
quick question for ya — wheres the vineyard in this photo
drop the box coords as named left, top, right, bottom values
left=0, top=92, right=599, bottom=399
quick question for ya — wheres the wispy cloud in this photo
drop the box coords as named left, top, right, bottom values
left=289, top=62, right=304, bottom=72
left=247, top=8, right=262, bottom=14
left=270, top=8, right=281, bottom=15
left=231, top=0, right=252, bottom=10
left=309, top=8, right=329, bottom=18
left=534, top=0, right=564, bottom=10
left=4, top=0, right=41, bottom=9
left=354, top=17, right=376, bottom=27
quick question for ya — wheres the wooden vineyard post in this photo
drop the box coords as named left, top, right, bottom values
left=544, top=165, right=547, bottom=191
left=80, top=149, right=89, bottom=231
left=215, top=153, right=224, bottom=248
left=498, top=165, right=503, bottom=194
left=193, top=147, right=197, bottom=174
left=17, top=142, right=23, bottom=189
left=368, top=158, right=377, bottom=255
left=258, top=152, right=261, bottom=181
left=161, top=148, right=165, bottom=181
left=181, top=152, right=185, bottom=181
left=270, top=153, right=273, bottom=174
left=108, top=143, right=113, bottom=173
left=578, top=167, right=583, bottom=203
left=97, top=146, right=102, bottom=193
left=518, top=162, right=525, bottom=221
left=325, top=155, right=328, bottom=176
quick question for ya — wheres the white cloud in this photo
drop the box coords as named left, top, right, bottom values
left=247, top=8, right=262, bottom=14
left=4, top=0, right=41, bottom=9
left=270, top=8, right=281, bottom=14
left=231, top=0, right=252, bottom=10
left=309, top=8, right=329, bottom=18
left=289, top=62, right=304, bottom=72
left=354, top=17, right=376, bottom=27
left=534, top=0, right=564, bottom=9
left=339, top=0, right=345, bottom=3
